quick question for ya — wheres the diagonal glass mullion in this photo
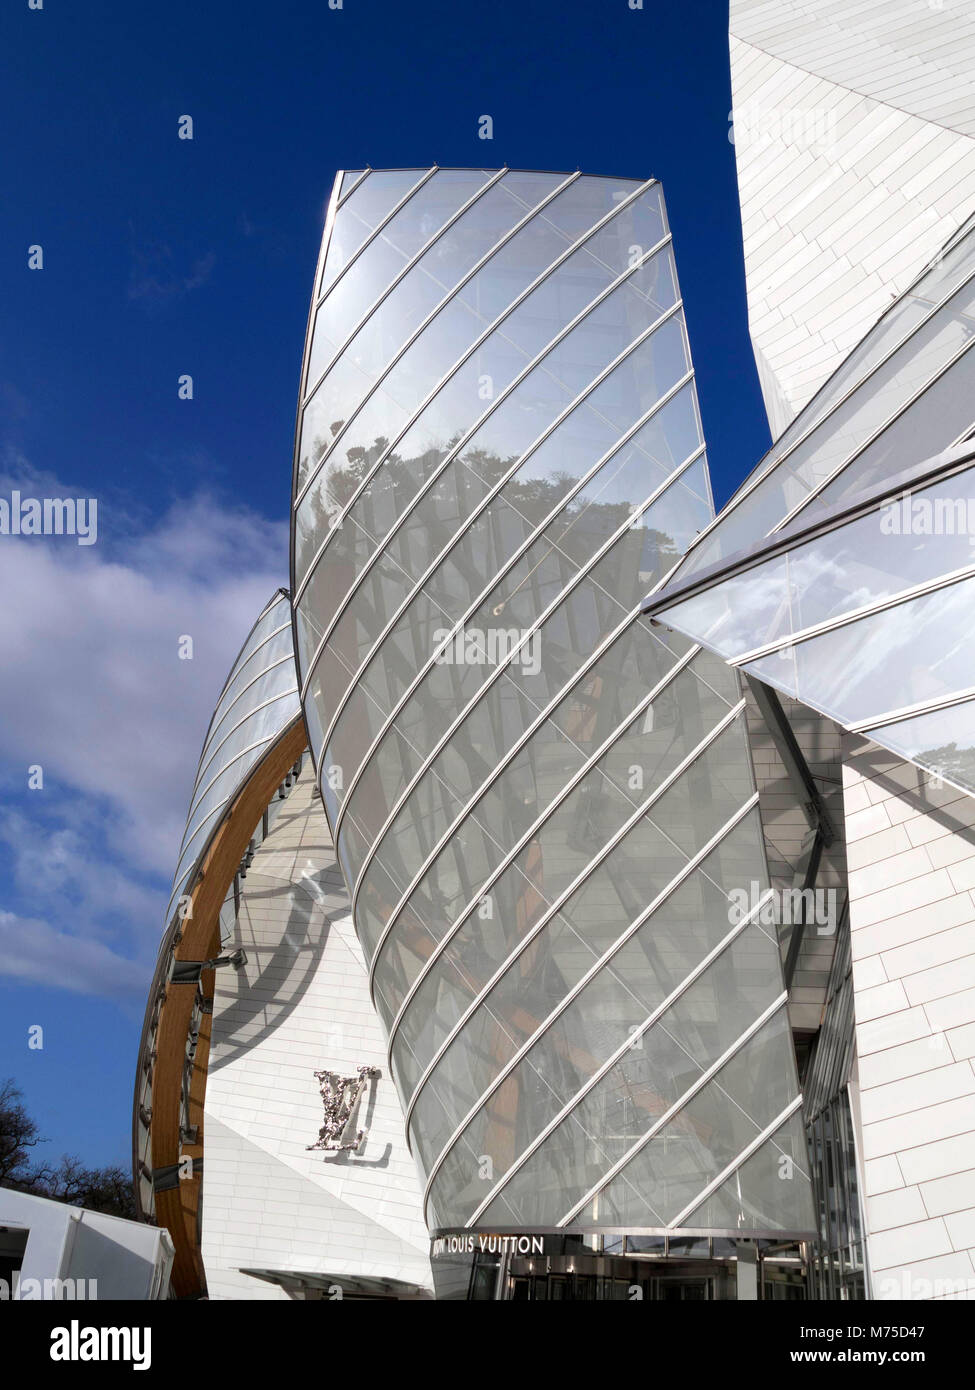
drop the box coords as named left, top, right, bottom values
left=665, top=1098, right=805, bottom=1230
left=427, top=814, right=774, bottom=1225
left=666, top=248, right=975, bottom=584
left=311, top=165, right=437, bottom=317
left=355, top=445, right=706, bottom=979
left=193, top=602, right=291, bottom=765
left=301, top=166, right=512, bottom=408
left=394, top=709, right=756, bottom=1143
left=851, top=683, right=975, bottom=735
left=396, top=698, right=748, bottom=1137
left=292, top=177, right=661, bottom=572
left=169, top=736, right=278, bottom=889
left=312, top=361, right=695, bottom=830
left=331, top=441, right=696, bottom=914
left=369, top=639, right=708, bottom=1018
left=298, top=241, right=680, bottom=703
left=728, top=559, right=975, bottom=668
left=335, top=166, right=371, bottom=210
left=454, top=997, right=796, bottom=1232
left=194, top=650, right=297, bottom=784
left=190, top=685, right=299, bottom=811
left=325, top=327, right=689, bottom=863
left=769, top=333, right=975, bottom=535
left=556, top=995, right=789, bottom=1227
left=298, top=348, right=693, bottom=715
left=358, top=622, right=692, bottom=975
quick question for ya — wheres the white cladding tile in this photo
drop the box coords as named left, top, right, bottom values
left=201, top=766, right=433, bottom=1297
left=729, top=14, right=975, bottom=434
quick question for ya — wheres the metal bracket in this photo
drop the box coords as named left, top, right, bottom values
left=171, top=949, right=247, bottom=984
left=745, top=676, right=837, bottom=845
left=152, top=1157, right=203, bottom=1192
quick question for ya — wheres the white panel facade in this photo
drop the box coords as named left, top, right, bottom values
left=843, top=734, right=975, bottom=1300
left=730, top=0, right=975, bottom=436
left=202, top=765, right=433, bottom=1300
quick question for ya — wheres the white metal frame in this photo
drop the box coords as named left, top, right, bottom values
left=293, top=176, right=658, bottom=526
left=557, top=995, right=790, bottom=1226
left=427, top=815, right=771, bottom=1226
left=396, top=700, right=749, bottom=1140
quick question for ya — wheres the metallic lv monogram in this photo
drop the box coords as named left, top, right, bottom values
left=308, top=1066, right=380, bottom=1153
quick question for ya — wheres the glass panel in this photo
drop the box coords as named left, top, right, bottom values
left=390, top=715, right=755, bottom=1107
left=567, top=1007, right=797, bottom=1229
left=319, top=170, right=433, bottom=298
left=294, top=181, right=668, bottom=585
left=166, top=738, right=277, bottom=917
left=326, top=522, right=708, bottom=887
left=296, top=319, right=695, bottom=692
left=316, top=406, right=699, bottom=845
left=466, top=999, right=796, bottom=1231
left=194, top=661, right=298, bottom=794
left=338, top=170, right=366, bottom=199
left=209, top=623, right=295, bottom=734
left=295, top=249, right=682, bottom=682
left=810, top=338, right=975, bottom=511
left=418, top=812, right=776, bottom=1220
left=306, top=170, right=498, bottom=393
left=163, top=593, right=297, bottom=922
left=866, top=697, right=975, bottom=796
left=187, top=686, right=298, bottom=822
left=679, top=1112, right=814, bottom=1233
left=300, top=406, right=703, bottom=765
left=352, top=616, right=702, bottom=963
left=674, top=223, right=975, bottom=578
left=659, top=465, right=975, bottom=661
left=721, top=228, right=975, bottom=509
left=372, top=650, right=741, bottom=1032
left=299, top=173, right=566, bottom=486
left=742, top=572, right=975, bottom=728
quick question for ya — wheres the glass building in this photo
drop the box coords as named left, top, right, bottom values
left=134, top=3, right=975, bottom=1301
left=290, top=166, right=815, bottom=1260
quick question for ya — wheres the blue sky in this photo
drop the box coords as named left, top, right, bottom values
left=1, top=0, right=771, bottom=1171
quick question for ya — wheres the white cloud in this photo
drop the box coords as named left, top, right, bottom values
left=0, top=487, right=290, bottom=995
left=0, top=909, right=148, bottom=1001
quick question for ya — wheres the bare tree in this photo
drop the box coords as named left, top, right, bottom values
left=0, top=1077, right=46, bottom=1186
left=0, top=1078, right=135, bottom=1218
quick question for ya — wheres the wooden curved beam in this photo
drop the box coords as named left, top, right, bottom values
left=148, top=717, right=308, bottom=1298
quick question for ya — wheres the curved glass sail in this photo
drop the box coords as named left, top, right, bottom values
left=164, top=589, right=301, bottom=929
left=292, top=169, right=814, bottom=1237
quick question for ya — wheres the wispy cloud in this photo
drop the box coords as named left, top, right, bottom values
left=127, top=241, right=216, bottom=307
left=0, top=910, right=148, bottom=1001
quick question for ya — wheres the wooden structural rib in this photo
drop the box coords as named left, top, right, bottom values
left=144, top=717, right=307, bottom=1298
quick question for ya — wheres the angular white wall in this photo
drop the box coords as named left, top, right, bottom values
left=731, top=0, right=975, bottom=436
left=201, top=766, right=433, bottom=1299
left=843, top=735, right=975, bottom=1300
